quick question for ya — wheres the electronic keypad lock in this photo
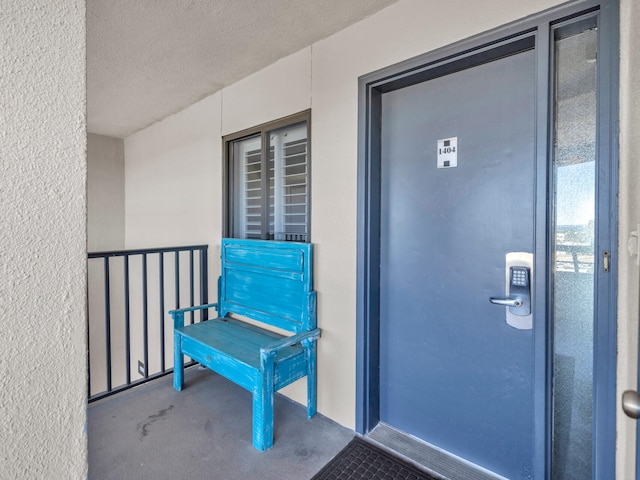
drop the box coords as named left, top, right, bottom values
left=490, top=266, right=531, bottom=316
left=490, top=252, right=533, bottom=330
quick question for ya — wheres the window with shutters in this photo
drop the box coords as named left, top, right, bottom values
left=225, top=111, right=310, bottom=242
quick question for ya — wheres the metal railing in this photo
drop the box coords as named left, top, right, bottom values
left=87, top=245, right=208, bottom=402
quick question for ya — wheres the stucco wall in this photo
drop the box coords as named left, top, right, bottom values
left=87, top=133, right=125, bottom=252
left=125, top=93, right=222, bottom=251
left=0, top=1, right=87, bottom=478
left=617, top=0, right=640, bottom=477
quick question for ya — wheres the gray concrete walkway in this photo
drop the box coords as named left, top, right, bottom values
left=88, top=366, right=354, bottom=479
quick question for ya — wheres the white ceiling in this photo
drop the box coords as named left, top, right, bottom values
left=87, top=0, right=399, bottom=139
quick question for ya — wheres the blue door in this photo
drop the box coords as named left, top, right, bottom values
left=379, top=48, right=538, bottom=478
left=362, top=5, right=618, bottom=479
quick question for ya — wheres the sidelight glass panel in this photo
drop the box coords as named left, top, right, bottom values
left=551, top=20, right=597, bottom=480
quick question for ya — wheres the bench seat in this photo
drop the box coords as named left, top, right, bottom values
left=176, top=317, right=308, bottom=392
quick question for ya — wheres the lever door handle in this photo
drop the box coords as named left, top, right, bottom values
left=489, top=297, right=523, bottom=308
left=622, top=390, right=640, bottom=419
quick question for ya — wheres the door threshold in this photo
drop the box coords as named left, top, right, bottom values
left=366, top=423, right=507, bottom=480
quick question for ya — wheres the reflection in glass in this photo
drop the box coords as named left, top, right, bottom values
left=551, top=22, right=597, bottom=480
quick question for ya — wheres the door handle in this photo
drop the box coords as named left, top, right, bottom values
left=490, top=266, right=531, bottom=316
left=495, top=253, right=534, bottom=329
left=622, top=390, right=640, bottom=419
left=490, top=297, right=523, bottom=308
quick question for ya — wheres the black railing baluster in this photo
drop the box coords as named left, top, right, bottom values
left=175, top=251, right=180, bottom=310
left=199, top=248, right=208, bottom=322
left=124, top=255, right=131, bottom=385
left=87, top=292, right=91, bottom=399
left=104, top=257, right=112, bottom=393
left=87, top=245, right=208, bottom=402
left=142, top=253, right=148, bottom=379
left=189, top=250, right=195, bottom=325
left=159, top=253, right=165, bottom=372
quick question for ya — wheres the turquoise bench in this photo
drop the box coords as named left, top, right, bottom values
left=170, top=239, right=320, bottom=451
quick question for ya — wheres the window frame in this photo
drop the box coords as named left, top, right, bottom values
left=222, top=109, right=312, bottom=242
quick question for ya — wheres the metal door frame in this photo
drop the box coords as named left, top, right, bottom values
left=355, top=1, right=619, bottom=478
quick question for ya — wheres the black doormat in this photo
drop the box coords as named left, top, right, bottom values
left=311, top=436, right=440, bottom=480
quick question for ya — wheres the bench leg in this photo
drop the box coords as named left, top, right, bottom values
left=303, top=338, right=317, bottom=419
left=253, top=351, right=276, bottom=451
left=173, top=332, right=183, bottom=391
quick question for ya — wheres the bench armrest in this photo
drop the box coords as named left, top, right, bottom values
left=170, top=303, right=219, bottom=328
left=169, top=303, right=219, bottom=315
left=261, top=328, right=321, bottom=356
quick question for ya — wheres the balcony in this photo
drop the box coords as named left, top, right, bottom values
left=87, top=245, right=352, bottom=478
left=88, top=365, right=352, bottom=479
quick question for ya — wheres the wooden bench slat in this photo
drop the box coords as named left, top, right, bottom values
left=223, top=271, right=307, bottom=331
left=224, top=247, right=304, bottom=274
left=177, top=318, right=304, bottom=369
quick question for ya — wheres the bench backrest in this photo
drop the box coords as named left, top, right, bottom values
left=218, top=239, right=316, bottom=334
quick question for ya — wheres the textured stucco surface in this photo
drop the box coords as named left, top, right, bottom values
left=0, top=1, right=88, bottom=478
left=617, top=0, right=640, bottom=477
left=87, top=133, right=125, bottom=252
left=87, top=0, right=399, bottom=138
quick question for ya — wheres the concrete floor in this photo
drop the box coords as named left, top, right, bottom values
left=88, top=366, right=354, bottom=479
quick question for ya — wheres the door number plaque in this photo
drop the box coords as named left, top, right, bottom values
left=437, top=137, right=458, bottom=169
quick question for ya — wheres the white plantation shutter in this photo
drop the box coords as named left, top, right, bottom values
left=233, top=135, right=262, bottom=239
left=243, top=146, right=262, bottom=239
left=270, top=123, right=308, bottom=241
left=229, top=118, right=309, bottom=242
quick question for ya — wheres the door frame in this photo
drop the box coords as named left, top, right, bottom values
left=355, top=1, right=619, bottom=478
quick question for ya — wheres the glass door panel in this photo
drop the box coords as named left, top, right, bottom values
left=551, top=17, right=598, bottom=480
